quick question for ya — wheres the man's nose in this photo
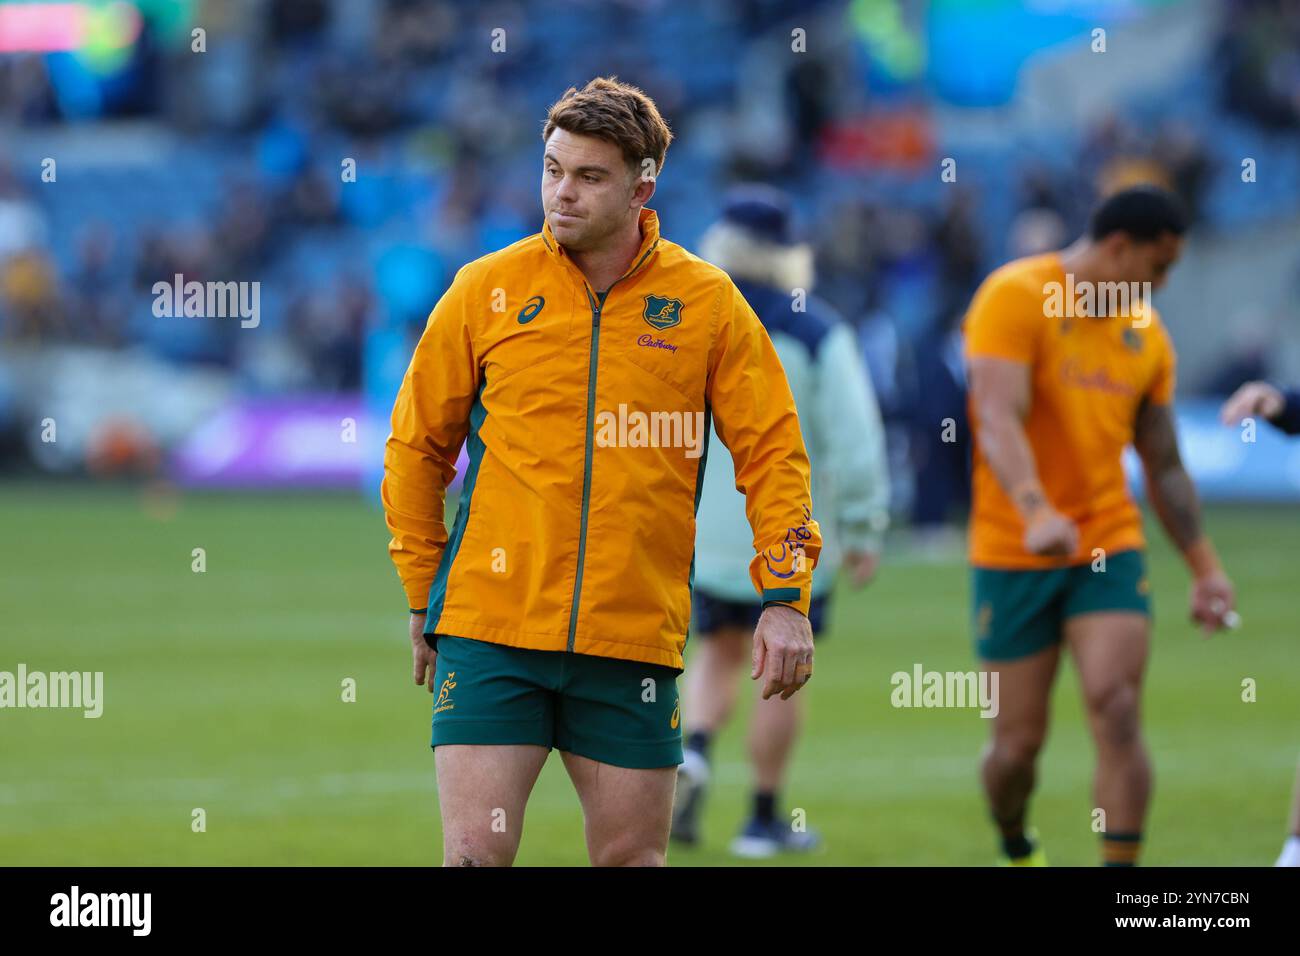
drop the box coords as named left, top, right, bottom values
left=555, top=174, right=579, bottom=203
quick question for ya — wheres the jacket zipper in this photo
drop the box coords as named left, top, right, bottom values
left=566, top=286, right=602, bottom=652
left=566, top=242, right=658, bottom=652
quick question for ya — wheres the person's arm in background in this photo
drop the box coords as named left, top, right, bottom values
left=1220, top=381, right=1300, bottom=436
left=1135, top=326, right=1235, bottom=634
left=815, top=321, right=890, bottom=586
left=708, top=282, right=823, bottom=700
left=381, top=266, right=480, bottom=692
left=1135, top=400, right=1236, bottom=633
left=964, top=280, right=1078, bottom=556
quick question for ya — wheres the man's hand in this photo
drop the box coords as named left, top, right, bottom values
left=1220, top=381, right=1286, bottom=425
left=751, top=604, right=814, bottom=701
left=410, top=612, right=437, bottom=692
left=1181, top=537, right=1237, bottom=637
left=1190, top=570, right=1236, bottom=637
left=1023, top=508, right=1079, bottom=557
left=843, top=549, right=880, bottom=588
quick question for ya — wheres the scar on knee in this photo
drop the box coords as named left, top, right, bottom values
left=452, top=854, right=486, bottom=867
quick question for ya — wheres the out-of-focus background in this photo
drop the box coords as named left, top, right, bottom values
left=2, top=0, right=1298, bottom=866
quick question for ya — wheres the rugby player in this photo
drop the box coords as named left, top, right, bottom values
left=382, top=77, right=822, bottom=867
left=964, top=185, right=1236, bottom=866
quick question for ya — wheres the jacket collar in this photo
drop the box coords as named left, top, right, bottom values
left=542, top=207, right=662, bottom=284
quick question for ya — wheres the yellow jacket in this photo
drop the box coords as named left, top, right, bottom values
left=382, top=207, right=821, bottom=670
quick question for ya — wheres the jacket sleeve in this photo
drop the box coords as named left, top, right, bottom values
left=815, top=322, right=891, bottom=553
left=1270, top=388, right=1300, bottom=436
left=381, top=267, right=481, bottom=611
left=706, top=280, right=823, bottom=616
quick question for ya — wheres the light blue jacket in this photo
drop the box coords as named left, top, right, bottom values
left=693, top=280, right=890, bottom=602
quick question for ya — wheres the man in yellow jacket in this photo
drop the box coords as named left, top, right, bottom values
left=382, top=77, right=823, bottom=867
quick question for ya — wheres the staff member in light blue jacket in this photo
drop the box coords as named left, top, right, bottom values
left=672, top=186, right=891, bottom=857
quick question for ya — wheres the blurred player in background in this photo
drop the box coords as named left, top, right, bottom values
left=964, top=185, right=1236, bottom=866
left=671, top=187, right=890, bottom=857
left=383, top=79, right=823, bottom=867
left=1219, top=380, right=1300, bottom=867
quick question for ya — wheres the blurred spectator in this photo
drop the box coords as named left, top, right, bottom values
left=214, top=181, right=274, bottom=274
left=1, top=249, right=61, bottom=343
left=1153, top=120, right=1213, bottom=224
left=0, top=166, right=48, bottom=259
left=0, top=56, right=59, bottom=124
left=932, top=186, right=983, bottom=318
left=287, top=275, right=374, bottom=391
left=268, top=0, right=332, bottom=46
left=281, top=165, right=343, bottom=229
left=1201, top=309, right=1275, bottom=396
left=68, top=224, right=128, bottom=348
left=1008, top=207, right=1068, bottom=258
left=905, top=309, right=970, bottom=534
left=1218, top=0, right=1300, bottom=130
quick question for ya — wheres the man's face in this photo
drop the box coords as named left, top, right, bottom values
left=542, top=128, right=652, bottom=252
left=1106, top=231, right=1184, bottom=291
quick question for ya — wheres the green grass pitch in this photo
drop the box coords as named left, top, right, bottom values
left=1, top=485, right=1295, bottom=865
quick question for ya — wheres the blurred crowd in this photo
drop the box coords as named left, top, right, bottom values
left=1, top=0, right=1299, bottom=510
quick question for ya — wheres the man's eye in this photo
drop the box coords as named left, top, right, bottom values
left=583, top=175, right=598, bottom=183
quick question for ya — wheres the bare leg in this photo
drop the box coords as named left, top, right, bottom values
left=435, top=744, right=549, bottom=866
left=749, top=677, right=802, bottom=794
left=672, top=628, right=747, bottom=845
left=562, top=751, right=676, bottom=866
left=980, top=644, right=1061, bottom=845
left=681, top=626, right=750, bottom=735
left=1066, top=611, right=1152, bottom=863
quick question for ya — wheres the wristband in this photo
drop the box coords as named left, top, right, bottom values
left=761, top=600, right=807, bottom=617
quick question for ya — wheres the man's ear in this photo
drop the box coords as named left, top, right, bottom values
left=1103, top=231, right=1132, bottom=260
left=631, top=163, right=657, bottom=208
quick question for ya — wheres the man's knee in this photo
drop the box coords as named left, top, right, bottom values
left=442, top=833, right=516, bottom=867
left=990, top=726, right=1047, bottom=770
left=1085, top=681, right=1142, bottom=748
left=590, top=838, right=666, bottom=867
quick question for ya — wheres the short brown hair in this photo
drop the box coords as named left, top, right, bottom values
left=542, top=77, right=673, bottom=178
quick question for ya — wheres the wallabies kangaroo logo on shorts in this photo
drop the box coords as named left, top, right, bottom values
left=435, top=672, right=457, bottom=714
left=670, top=698, right=680, bottom=730
left=643, top=294, right=683, bottom=331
